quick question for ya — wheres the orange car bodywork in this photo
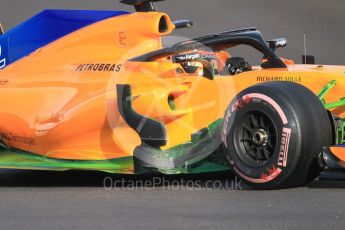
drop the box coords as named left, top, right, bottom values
left=1, top=10, right=345, bottom=170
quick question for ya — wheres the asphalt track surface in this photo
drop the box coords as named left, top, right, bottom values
left=1, top=0, right=345, bottom=229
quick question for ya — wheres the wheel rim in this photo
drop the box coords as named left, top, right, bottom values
left=234, top=110, right=278, bottom=167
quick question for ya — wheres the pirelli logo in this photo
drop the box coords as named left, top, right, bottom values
left=76, top=63, right=122, bottom=72
left=278, top=127, right=291, bottom=168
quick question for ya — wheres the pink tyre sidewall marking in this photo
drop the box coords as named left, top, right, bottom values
left=234, top=167, right=282, bottom=184
left=245, top=93, right=288, bottom=125
left=223, top=93, right=292, bottom=184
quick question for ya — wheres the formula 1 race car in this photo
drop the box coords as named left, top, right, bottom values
left=0, top=0, right=344, bottom=189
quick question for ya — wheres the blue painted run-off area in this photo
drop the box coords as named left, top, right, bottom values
left=0, top=9, right=129, bottom=69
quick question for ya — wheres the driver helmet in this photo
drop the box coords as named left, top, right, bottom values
left=173, top=50, right=220, bottom=75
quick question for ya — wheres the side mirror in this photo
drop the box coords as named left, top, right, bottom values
left=173, top=20, right=194, bottom=29
left=267, top=38, right=287, bottom=53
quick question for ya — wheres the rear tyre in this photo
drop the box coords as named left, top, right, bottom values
left=222, top=82, right=333, bottom=189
